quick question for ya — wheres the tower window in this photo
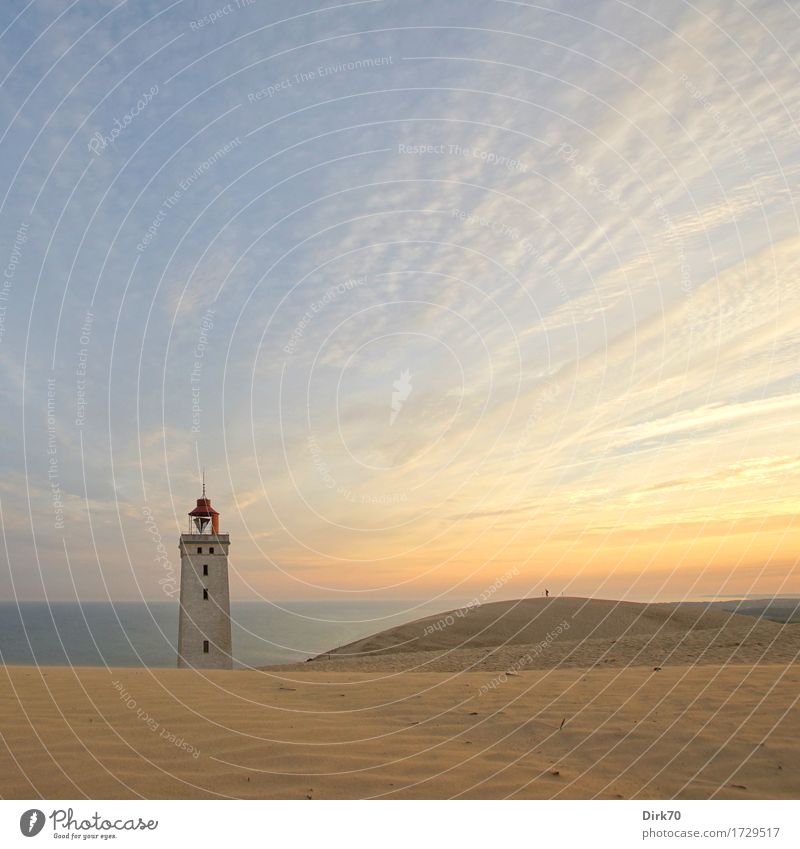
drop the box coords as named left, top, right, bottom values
left=203, top=640, right=209, bottom=654
left=197, top=546, right=202, bottom=554
left=203, top=588, right=209, bottom=600
left=209, top=547, right=214, bottom=554
left=203, top=564, right=208, bottom=576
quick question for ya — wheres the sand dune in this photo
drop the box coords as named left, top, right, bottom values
left=0, top=664, right=797, bottom=799
left=1, top=597, right=797, bottom=799
left=296, top=597, right=800, bottom=673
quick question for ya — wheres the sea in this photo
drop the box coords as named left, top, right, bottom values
left=0, top=600, right=446, bottom=669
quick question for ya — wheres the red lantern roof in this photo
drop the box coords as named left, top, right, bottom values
left=188, top=497, right=219, bottom=518
left=188, top=491, right=220, bottom=534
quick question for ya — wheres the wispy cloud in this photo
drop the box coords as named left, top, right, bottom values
left=1, top=0, right=799, bottom=600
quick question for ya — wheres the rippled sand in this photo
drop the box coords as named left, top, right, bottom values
left=1, top=598, right=797, bottom=799
left=0, top=664, right=797, bottom=799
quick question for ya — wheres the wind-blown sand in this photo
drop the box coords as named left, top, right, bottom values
left=1, top=598, right=798, bottom=799
left=293, top=597, right=800, bottom=673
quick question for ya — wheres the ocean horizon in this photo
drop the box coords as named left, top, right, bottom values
left=3, top=594, right=795, bottom=669
left=0, top=600, right=451, bottom=668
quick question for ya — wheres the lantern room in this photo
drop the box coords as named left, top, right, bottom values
left=188, top=490, right=219, bottom=534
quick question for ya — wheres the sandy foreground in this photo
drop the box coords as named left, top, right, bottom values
left=2, top=599, right=798, bottom=799
left=0, top=663, right=797, bottom=799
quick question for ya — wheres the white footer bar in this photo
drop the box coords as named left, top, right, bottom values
left=2, top=800, right=796, bottom=848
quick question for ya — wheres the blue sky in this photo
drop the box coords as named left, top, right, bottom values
left=1, top=0, right=799, bottom=604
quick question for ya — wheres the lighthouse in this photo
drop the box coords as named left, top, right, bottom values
left=177, top=485, right=232, bottom=669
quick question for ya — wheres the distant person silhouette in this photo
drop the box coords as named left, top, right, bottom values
left=545, top=589, right=549, bottom=597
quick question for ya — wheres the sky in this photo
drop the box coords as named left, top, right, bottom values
left=0, top=0, right=798, bottom=604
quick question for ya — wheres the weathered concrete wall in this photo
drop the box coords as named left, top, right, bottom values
left=177, top=534, right=232, bottom=669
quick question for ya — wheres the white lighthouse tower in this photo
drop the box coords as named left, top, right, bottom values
left=177, top=484, right=232, bottom=669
